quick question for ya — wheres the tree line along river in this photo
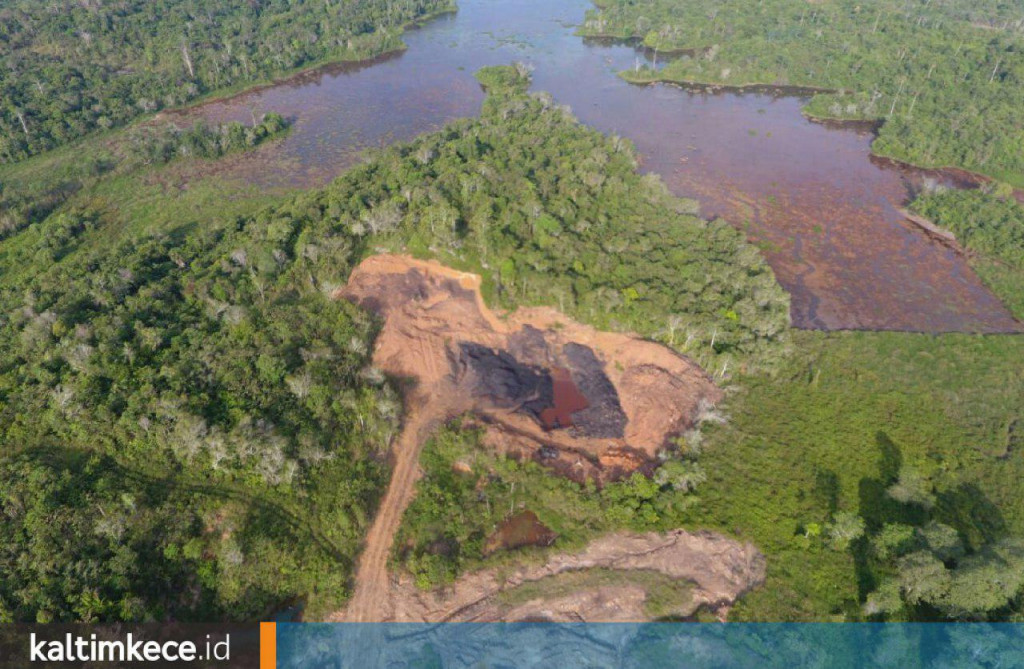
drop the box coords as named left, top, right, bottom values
left=172, top=0, right=1022, bottom=333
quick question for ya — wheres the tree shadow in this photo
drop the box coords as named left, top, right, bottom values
left=858, top=432, right=925, bottom=532
left=876, top=431, right=902, bottom=484
left=934, top=483, right=1007, bottom=552
left=813, top=468, right=840, bottom=515
left=852, top=431, right=1010, bottom=604
left=853, top=432, right=923, bottom=599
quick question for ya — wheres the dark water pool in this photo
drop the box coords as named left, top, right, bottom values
left=171, top=0, right=1022, bottom=333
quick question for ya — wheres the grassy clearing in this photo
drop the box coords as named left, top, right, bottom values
left=688, top=330, right=1024, bottom=620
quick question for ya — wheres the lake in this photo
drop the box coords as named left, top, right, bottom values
left=172, top=0, right=1022, bottom=333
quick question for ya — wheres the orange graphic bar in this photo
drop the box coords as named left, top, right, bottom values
left=260, top=622, right=277, bottom=669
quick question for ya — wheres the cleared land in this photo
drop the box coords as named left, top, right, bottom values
left=332, top=254, right=726, bottom=621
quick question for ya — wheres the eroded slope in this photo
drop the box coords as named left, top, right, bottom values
left=380, top=530, right=765, bottom=622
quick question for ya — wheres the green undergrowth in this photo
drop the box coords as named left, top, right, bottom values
left=909, top=188, right=1024, bottom=320
left=691, top=330, right=1024, bottom=621
left=392, top=421, right=706, bottom=589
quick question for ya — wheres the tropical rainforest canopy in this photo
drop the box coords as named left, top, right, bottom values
left=0, top=0, right=455, bottom=162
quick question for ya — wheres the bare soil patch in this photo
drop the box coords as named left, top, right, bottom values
left=331, top=254, right=727, bottom=622
left=338, top=254, right=721, bottom=480
left=353, top=529, right=765, bottom=622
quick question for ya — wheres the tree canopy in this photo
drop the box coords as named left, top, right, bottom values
left=0, top=67, right=786, bottom=621
left=580, top=0, right=1024, bottom=186
left=0, top=0, right=455, bottom=162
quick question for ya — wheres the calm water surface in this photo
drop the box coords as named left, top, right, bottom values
left=174, top=0, right=1022, bottom=333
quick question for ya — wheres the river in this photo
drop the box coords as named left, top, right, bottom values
left=173, top=0, right=1022, bottom=333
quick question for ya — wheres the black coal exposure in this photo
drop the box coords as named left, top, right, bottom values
left=457, top=341, right=625, bottom=438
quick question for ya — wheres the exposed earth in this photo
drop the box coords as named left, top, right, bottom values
left=357, top=530, right=765, bottom=623
left=331, top=254, right=731, bottom=622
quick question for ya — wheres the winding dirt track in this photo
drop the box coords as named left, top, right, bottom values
left=336, top=410, right=436, bottom=622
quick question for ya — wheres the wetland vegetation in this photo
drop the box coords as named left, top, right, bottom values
left=1, top=0, right=1022, bottom=626
left=0, top=0, right=456, bottom=161
left=910, top=187, right=1024, bottom=319
left=580, top=0, right=1024, bottom=187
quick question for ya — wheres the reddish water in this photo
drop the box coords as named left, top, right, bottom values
left=539, top=367, right=589, bottom=430
left=483, top=510, right=557, bottom=555
left=172, top=0, right=1022, bottom=334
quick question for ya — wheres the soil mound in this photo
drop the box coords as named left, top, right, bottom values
left=371, top=529, right=766, bottom=622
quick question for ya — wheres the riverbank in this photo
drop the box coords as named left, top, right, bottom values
left=621, top=72, right=842, bottom=97
left=144, top=0, right=1019, bottom=334
left=163, top=6, right=459, bottom=118
left=897, top=208, right=957, bottom=242
left=620, top=71, right=1022, bottom=201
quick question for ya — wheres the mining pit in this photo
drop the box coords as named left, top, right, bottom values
left=338, top=254, right=722, bottom=483
left=333, top=254, right=745, bottom=622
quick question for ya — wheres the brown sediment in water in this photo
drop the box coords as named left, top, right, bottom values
left=539, top=367, right=589, bottom=430
left=868, top=154, right=993, bottom=191
left=170, top=0, right=1021, bottom=334
left=156, top=7, right=459, bottom=123
left=581, top=34, right=711, bottom=60
left=483, top=510, right=557, bottom=556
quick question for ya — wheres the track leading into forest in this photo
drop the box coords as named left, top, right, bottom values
left=336, top=410, right=437, bottom=622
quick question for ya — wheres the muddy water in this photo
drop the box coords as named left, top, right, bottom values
left=173, top=0, right=1021, bottom=333
left=540, top=367, right=589, bottom=430
left=483, top=510, right=557, bottom=555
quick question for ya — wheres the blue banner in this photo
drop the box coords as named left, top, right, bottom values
left=276, top=623, right=1024, bottom=668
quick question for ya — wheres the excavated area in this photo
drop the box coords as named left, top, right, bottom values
left=332, top=254, right=732, bottom=622
left=338, top=254, right=722, bottom=481
left=372, top=530, right=765, bottom=622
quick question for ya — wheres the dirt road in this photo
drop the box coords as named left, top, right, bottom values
left=335, top=410, right=437, bottom=622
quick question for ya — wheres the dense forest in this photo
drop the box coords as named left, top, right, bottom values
left=0, top=0, right=455, bottom=162
left=3, top=0, right=1022, bottom=629
left=580, top=0, right=1024, bottom=186
left=0, top=66, right=786, bottom=622
left=910, top=186, right=1024, bottom=319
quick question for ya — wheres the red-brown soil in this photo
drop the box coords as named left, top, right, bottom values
left=340, top=529, right=766, bottom=622
left=338, top=254, right=721, bottom=480
left=331, top=254, right=724, bottom=622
